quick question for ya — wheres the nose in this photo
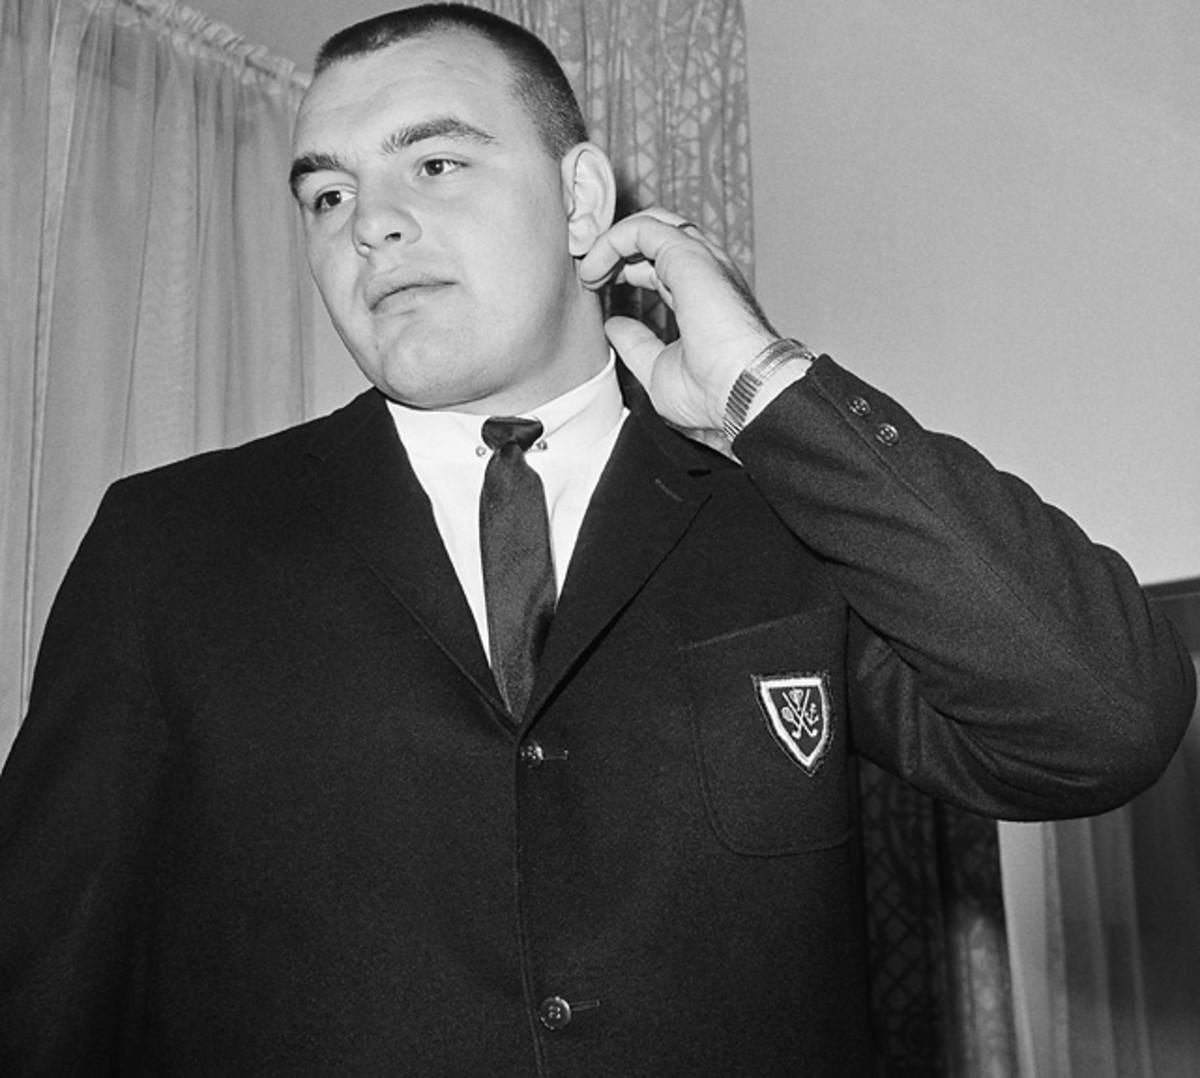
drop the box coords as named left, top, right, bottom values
left=352, top=190, right=422, bottom=255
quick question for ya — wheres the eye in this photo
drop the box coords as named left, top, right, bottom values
left=310, top=187, right=352, bottom=215
left=419, top=157, right=464, bottom=178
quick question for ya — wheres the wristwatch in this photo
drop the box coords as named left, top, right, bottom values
left=722, top=338, right=815, bottom=440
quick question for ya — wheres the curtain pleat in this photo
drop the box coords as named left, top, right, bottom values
left=0, top=0, right=55, bottom=759
left=0, top=0, right=314, bottom=756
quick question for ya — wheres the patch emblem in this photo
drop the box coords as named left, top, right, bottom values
left=753, top=672, right=833, bottom=775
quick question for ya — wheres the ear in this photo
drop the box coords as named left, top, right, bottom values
left=560, top=142, right=617, bottom=257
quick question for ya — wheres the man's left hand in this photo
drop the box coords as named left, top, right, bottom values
left=577, top=208, right=794, bottom=432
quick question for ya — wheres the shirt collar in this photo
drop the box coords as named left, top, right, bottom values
left=388, top=353, right=625, bottom=463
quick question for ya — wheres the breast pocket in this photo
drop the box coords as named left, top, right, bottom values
left=682, top=609, right=852, bottom=855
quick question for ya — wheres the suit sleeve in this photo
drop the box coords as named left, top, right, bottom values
left=733, top=354, right=1195, bottom=820
left=0, top=483, right=167, bottom=1072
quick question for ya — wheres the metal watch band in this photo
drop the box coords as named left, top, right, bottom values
left=722, top=338, right=815, bottom=440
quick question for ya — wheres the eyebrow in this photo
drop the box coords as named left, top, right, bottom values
left=381, top=116, right=496, bottom=155
left=288, top=151, right=343, bottom=198
left=289, top=116, right=497, bottom=200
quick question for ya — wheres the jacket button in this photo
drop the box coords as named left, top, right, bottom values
left=520, top=741, right=545, bottom=767
left=539, top=996, right=572, bottom=1031
left=848, top=396, right=872, bottom=417
left=875, top=423, right=900, bottom=446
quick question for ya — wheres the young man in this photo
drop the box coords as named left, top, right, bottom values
left=1, top=5, right=1193, bottom=1075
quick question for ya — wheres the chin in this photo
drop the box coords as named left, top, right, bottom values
left=370, top=339, right=492, bottom=404
left=369, top=366, right=481, bottom=412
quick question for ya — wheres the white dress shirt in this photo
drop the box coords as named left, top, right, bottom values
left=388, top=358, right=628, bottom=655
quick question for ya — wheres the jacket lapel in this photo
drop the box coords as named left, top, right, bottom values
left=298, top=391, right=504, bottom=712
left=526, top=386, right=715, bottom=721
left=297, top=379, right=721, bottom=727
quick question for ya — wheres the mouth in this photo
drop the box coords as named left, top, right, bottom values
left=365, top=273, right=453, bottom=313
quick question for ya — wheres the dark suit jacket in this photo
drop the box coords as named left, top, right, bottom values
left=0, top=355, right=1193, bottom=1076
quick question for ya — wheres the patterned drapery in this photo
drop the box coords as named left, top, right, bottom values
left=861, top=761, right=1017, bottom=1075
left=481, top=0, right=753, bottom=337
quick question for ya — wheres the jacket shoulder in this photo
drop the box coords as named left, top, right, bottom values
left=111, top=390, right=384, bottom=502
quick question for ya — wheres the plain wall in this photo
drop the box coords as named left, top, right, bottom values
left=745, top=0, right=1199, bottom=587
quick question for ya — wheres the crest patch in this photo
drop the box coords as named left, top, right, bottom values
left=753, top=672, right=833, bottom=775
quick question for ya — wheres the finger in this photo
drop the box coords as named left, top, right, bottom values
left=611, top=261, right=675, bottom=308
left=577, top=211, right=701, bottom=289
left=658, top=215, right=729, bottom=264
left=631, top=206, right=696, bottom=231
left=603, top=315, right=664, bottom=387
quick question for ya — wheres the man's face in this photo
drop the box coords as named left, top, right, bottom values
left=291, top=32, right=602, bottom=413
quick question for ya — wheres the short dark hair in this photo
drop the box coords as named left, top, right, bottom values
left=314, top=4, right=589, bottom=160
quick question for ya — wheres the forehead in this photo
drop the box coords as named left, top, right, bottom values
left=295, top=31, right=529, bottom=149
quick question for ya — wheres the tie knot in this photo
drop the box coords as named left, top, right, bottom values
left=482, top=416, right=543, bottom=453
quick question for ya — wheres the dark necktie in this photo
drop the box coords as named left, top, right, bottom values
left=479, top=416, right=556, bottom=719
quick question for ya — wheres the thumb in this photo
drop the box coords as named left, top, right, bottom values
left=604, top=316, right=663, bottom=389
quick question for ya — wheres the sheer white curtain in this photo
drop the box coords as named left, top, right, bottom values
left=1, top=0, right=315, bottom=759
